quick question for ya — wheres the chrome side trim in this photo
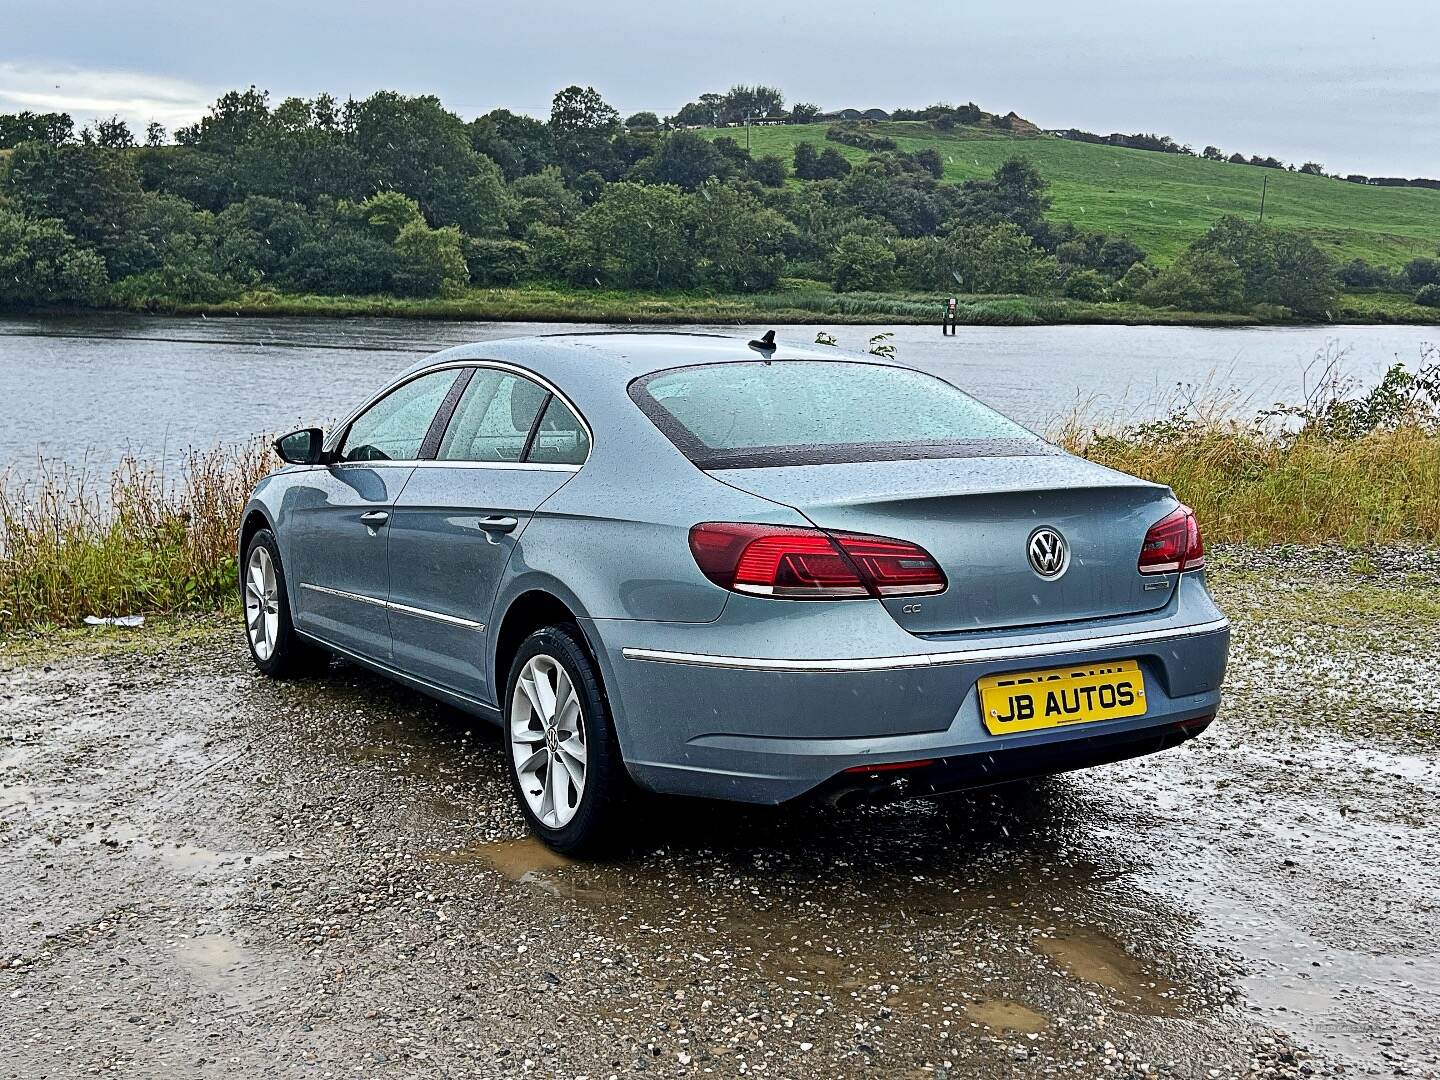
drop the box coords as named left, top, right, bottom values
left=299, top=582, right=387, bottom=608
left=621, top=618, right=1230, bottom=673
left=387, top=599, right=486, bottom=632
left=299, top=583, right=485, bottom=632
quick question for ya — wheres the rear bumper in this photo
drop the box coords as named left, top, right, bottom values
left=589, top=575, right=1228, bottom=805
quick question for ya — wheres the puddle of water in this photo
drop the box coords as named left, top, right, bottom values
left=1032, top=931, right=1179, bottom=1014
left=175, top=934, right=269, bottom=1007
left=463, top=836, right=575, bottom=881
left=963, top=999, right=1050, bottom=1033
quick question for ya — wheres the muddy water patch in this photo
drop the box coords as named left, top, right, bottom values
left=963, top=998, right=1050, bottom=1033
left=1033, top=930, right=1180, bottom=1013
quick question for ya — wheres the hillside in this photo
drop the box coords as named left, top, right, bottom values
left=702, top=122, right=1440, bottom=266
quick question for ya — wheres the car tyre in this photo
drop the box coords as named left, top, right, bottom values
left=504, top=623, right=631, bottom=856
left=242, top=528, right=328, bottom=679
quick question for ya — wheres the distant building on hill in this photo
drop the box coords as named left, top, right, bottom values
left=819, top=107, right=891, bottom=122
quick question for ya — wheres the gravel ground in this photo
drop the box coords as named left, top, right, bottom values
left=2, top=548, right=1437, bottom=1079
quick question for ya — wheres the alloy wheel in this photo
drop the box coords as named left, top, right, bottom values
left=510, top=654, right=588, bottom=828
left=244, top=545, right=280, bottom=661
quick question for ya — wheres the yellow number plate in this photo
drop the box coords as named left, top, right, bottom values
left=978, top=659, right=1146, bottom=735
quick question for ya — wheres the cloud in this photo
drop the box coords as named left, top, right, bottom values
left=0, top=62, right=212, bottom=133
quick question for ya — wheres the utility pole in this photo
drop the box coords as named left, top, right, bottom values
left=1258, top=174, right=1268, bottom=224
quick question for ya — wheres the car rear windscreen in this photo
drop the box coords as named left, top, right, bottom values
left=628, top=360, right=1050, bottom=468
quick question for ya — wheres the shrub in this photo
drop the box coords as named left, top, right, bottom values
left=392, top=221, right=470, bottom=297
left=1404, top=256, right=1440, bottom=289
left=825, top=124, right=896, bottom=153
left=1064, top=268, right=1109, bottom=302
left=465, top=237, right=530, bottom=285
left=1417, top=284, right=1440, bottom=308
left=830, top=234, right=895, bottom=292
left=0, top=207, right=108, bottom=307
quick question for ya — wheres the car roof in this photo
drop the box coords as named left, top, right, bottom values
left=401, top=331, right=879, bottom=388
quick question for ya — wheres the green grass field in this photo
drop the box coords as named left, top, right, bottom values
left=704, top=122, right=1440, bottom=267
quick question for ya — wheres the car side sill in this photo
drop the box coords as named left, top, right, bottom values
left=294, top=627, right=502, bottom=721
left=621, top=617, right=1230, bottom=673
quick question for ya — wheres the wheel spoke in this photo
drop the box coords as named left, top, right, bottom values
left=517, top=747, right=548, bottom=778
left=548, top=754, right=571, bottom=822
left=517, top=672, right=545, bottom=721
left=558, top=733, right=587, bottom=767
left=537, top=760, right=556, bottom=824
left=530, top=663, right=557, bottom=721
left=555, top=745, right=584, bottom=790
left=510, top=720, right=545, bottom=745
left=245, top=581, right=265, bottom=602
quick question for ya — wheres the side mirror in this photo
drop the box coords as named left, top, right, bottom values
left=273, top=427, right=326, bottom=465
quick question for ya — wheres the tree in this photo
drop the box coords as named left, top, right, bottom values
left=952, top=157, right=1050, bottom=232
left=830, top=235, right=895, bottom=292
left=686, top=180, right=795, bottom=291
left=637, top=130, right=743, bottom=190
left=95, top=116, right=135, bottom=149
left=625, top=111, right=660, bottom=130
left=748, top=154, right=787, bottom=187
left=579, top=182, right=691, bottom=288
left=175, top=87, right=271, bottom=150
left=510, top=167, right=581, bottom=228
left=1300, top=162, right=1325, bottom=176
left=468, top=109, right=553, bottom=180
left=718, top=85, right=784, bottom=124
left=360, top=191, right=425, bottom=242
left=549, top=86, right=621, bottom=179
left=789, top=102, right=822, bottom=124
left=1404, top=256, right=1440, bottom=288
left=792, top=142, right=820, bottom=179
left=1415, top=284, right=1440, bottom=308
left=937, top=223, right=1059, bottom=294
left=0, top=207, right=107, bottom=306
left=1202, top=146, right=1225, bottom=162
left=145, top=121, right=167, bottom=147
left=350, top=91, right=510, bottom=234
left=392, top=221, right=470, bottom=296
left=1064, top=268, right=1109, bottom=301
left=0, top=110, right=74, bottom=148
left=813, top=147, right=851, bottom=179
left=1187, top=215, right=1336, bottom=317
left=1139, top=249, right=1244, bottom=312
left=1, top=141, right=144, bottom=257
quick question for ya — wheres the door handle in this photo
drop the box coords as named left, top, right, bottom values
left=359, top=510, right=390, bottom=527
left=476, top=515, right=519, bottom=533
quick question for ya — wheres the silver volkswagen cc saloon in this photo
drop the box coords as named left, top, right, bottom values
left=240, top=332, right=1228, bottom=853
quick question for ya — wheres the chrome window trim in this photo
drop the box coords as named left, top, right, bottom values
left=328, top=358, right=593, bottom=468
left=621, top=618, right=1230, bottom=673
left=299, top=583, right=485, bottom=632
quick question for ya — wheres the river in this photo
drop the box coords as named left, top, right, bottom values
left=1, top=314, right=1435, bottom=481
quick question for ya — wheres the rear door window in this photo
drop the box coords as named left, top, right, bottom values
left=437, top=370, right=549, bottom=463
left=629, top=360, right=1045, bottom=468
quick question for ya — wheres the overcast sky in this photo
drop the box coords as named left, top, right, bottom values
left=2, top=0, right=1436, bottom=176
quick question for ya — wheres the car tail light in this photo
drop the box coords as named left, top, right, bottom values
left=689, top=522, right=947, bottom=600
left=1138, top=504, right=1205, bottom=574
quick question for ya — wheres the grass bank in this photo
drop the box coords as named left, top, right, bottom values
left=90, top=281, right=1440, bottom=327
left=107, top=282, right=1261, bottom=326
left=4, top=422, right=1439, bottom=636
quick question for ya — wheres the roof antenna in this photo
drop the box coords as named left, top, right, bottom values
left=748, top=329, right=777, bottom=360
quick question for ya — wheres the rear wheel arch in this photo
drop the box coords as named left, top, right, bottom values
left=493, top=590, right=595, bottom=696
